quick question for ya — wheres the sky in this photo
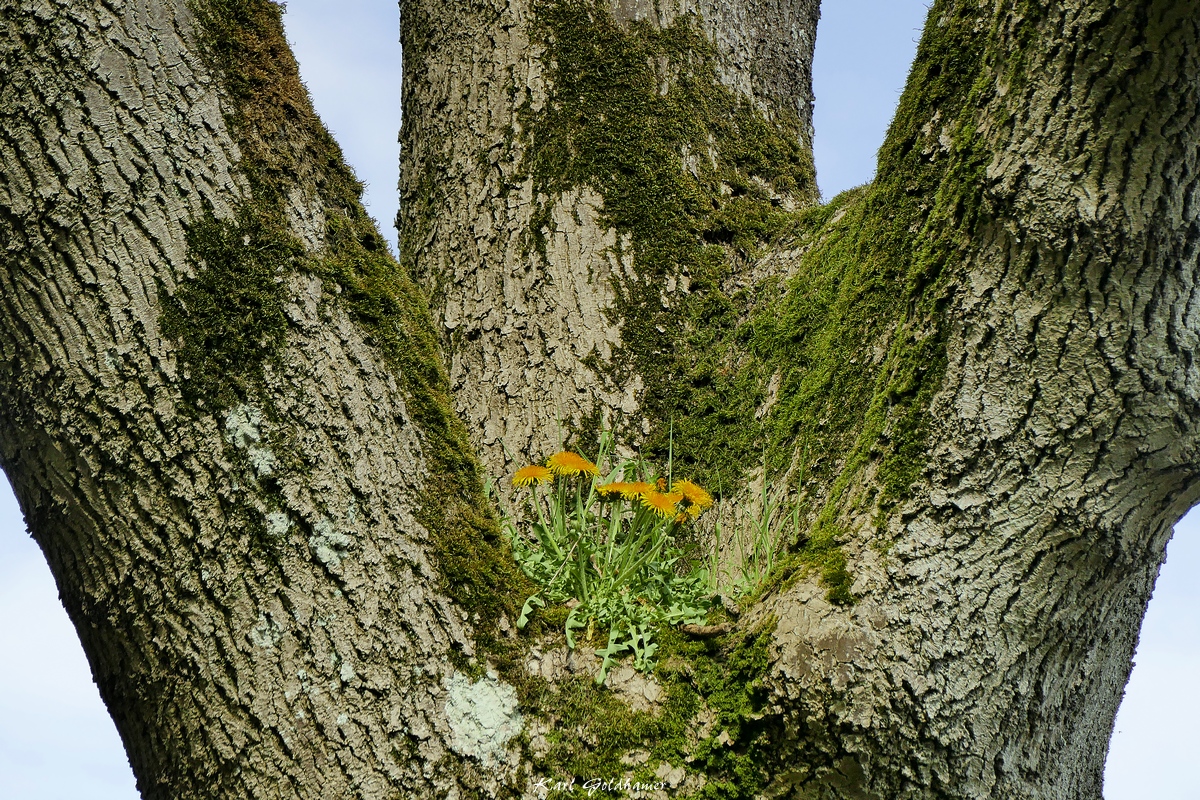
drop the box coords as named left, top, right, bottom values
left=0, top=2, right=1195, bottom=798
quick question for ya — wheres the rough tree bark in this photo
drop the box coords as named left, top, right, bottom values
left=1, top=1, right=1196, bottom=800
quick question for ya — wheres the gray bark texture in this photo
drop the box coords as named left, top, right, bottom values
left=0, top=0, right=1197, bottom=798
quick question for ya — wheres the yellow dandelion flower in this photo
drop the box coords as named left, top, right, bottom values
left=674, top=511, right=690, bottom=525
left=618, top=481, right=655, bottom=500
left=673, top=479, right=713, bottom=510
left=546, top=451, right=600, bottom=477
left=595, top=482, right=625, bottom=497
left=641, top=490, right=680, bottom=518
left=512, top=465, right=552, bottom=487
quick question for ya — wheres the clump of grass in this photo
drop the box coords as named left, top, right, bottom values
left=497, top=433, right=717, bottom=683
left=702, top=475, right=803, bottom=599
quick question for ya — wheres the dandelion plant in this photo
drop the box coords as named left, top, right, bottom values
left=498, top=433, right=715, bottom=683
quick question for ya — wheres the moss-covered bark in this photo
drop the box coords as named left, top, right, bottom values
left=177, top=0, right=528, bottom=628
left=399, top=0, right=823, bottom=487
left=521, top=2, right=817, bottom=479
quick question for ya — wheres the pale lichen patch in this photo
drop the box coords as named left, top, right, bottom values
left=443, top=670, right=523, bottom=767
left=308, top=516, right=353, bottom=567
left=249, top=612, right=283, bottom=650
left=265, top=511, right=290, bottom=538
left=224, top=404, right=264, bottom=448
left=224, top=403, right=277, bottom=475
left=246, top=446, right=277, bottom=476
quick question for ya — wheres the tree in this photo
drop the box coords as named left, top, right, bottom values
left=0, top=0, right=1195, bottom=797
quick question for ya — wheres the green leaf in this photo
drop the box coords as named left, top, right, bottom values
left=517, top=594, right=544, bottom=629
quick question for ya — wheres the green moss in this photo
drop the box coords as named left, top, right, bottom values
left=747, top=522, right=856, bottom=607
left=516, top=622, right=780, bottom=798
left=161, top=207, right=301, bottom=410
left=729, top=3, right=994, bottom=565
left=746, top=183, right=953, bottom=525
left=670, top=624, right=780, bottom=798
left=159, top=194, right=303, bottom=563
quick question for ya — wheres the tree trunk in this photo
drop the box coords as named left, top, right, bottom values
left=2, top=1, right=1197, bottom=799
left=0, top=1, right=525, bottom=797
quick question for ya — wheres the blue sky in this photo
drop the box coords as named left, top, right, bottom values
left=0, top=2, right=1195, bottom=797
